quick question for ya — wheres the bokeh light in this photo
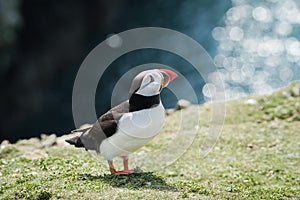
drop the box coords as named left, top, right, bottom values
left=213, top=0, right=300, bottom=99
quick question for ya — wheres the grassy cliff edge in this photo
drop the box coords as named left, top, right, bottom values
left=1, top=82, right=300, bottom=199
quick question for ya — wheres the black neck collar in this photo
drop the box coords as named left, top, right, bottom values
left=129, top=94, right=160, bottom=112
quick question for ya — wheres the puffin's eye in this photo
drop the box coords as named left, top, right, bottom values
left=149, top=75, right=155, bottom=82
left=140, top=75, right=154, bottom=89
left=145, top=75, right=155, bottom=85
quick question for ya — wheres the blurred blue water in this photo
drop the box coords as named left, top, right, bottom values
left=213, top=0, right=300, bottom=99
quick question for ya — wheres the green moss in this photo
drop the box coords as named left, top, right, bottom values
left=226, top=82, right=300, bottom=124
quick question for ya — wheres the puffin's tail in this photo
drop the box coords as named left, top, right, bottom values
left=65, top=126, right=92, bottom=148
left=65, top=136, right=84, bottom=148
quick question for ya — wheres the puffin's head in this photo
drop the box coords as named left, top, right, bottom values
left=129, top=69, right=178, bottom=97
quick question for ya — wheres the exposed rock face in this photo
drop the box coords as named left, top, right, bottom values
left=0, top=132, right=82, bottom=160
left=41, top=134, right=57, bottom=148
left=244, top=99, right=258, bottom=105
left=292, top=86, right=299, bottom=97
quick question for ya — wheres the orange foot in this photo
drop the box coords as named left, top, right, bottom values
left=113, top=169, right=135, bottom=175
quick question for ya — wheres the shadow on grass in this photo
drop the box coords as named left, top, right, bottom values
left=78, top=171, right=177, bottom=191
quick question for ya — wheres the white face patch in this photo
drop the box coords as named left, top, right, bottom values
left=136, top=71, right=163, bottom=96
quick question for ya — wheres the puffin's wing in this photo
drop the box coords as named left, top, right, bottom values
left=99, top=100, right=130, bottom=121
left=71, top=127, right=92, bottom=133
left=79, top=100, right=130, bottom=151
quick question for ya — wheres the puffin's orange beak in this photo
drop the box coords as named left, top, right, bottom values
left=159, top=69, right=178, bottom=87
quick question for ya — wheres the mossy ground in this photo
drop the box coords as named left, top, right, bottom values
left=1, top=82, right=300, bottom=199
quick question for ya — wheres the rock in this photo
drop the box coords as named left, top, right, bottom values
left=292, top=86, right=300, bottom=97
left=176, top=99, right=191, bottom=110
left=0, top=140, right=12, bottom=153
left=145, top=182, right=152, bottom=186
left=41, top=134, right=57, bottom=148
left=247, top=143, right=254, bottom=149
left=17, top=137, right=43, bottom=148
left=0, top=140, right=11, bottom=149
left=165, top=109, right=175, bottom=116
left=167, top=171, right=178, bottom=177
left=282, top=91, right=293, bottom=99
left=22, top=149, right=48, bottom=160
left=244, top=99, right=258, bottom=105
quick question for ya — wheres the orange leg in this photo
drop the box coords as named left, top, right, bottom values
left=107, top=157, right=135, bottom=175
left=108, top=160, right=118, bottom=174
left=121, top=156, right=135, bottom=174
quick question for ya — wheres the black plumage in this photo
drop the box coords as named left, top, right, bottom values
left=66, top=94, right=160, bottom=151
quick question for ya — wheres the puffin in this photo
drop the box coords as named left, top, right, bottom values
left=66, top=69, right=178, bottom=175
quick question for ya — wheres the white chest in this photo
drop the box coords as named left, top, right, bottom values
left=99, top=103, right=165, bottom=160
